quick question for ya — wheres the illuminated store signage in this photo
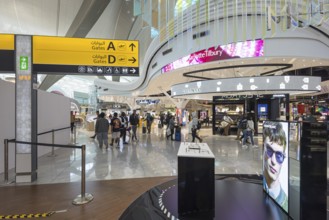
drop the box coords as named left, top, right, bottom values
left=171, top=76, right=321, bottom=97
left=162, top=39, right=264, bottom=73
left=136, top=99, right=160, bottom=105
left=0, top=34, right=15, bottom=72
left=33, top=36, right=139, bottom=76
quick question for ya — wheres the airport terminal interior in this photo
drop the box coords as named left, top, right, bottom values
left=1, top=0, right=329, bottom=219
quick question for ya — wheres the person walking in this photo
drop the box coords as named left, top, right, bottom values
left=236, top=112, right=246, bottom=140
left=166, top=115, right=175, bottom=140
left=222, top=112, right=233, bottom=136
left=146, top=113, right=154, bottom=134
left=242, top=115, right=257, bottom=149
left=70, top=111, right=75, bottom=134
left=110, top=112, right=121, bottom=148
left=120, top=112, right=129, bottom=144
left=95, top=112, right=109, bottom=149
left=129, top=110, right=139, bottom=142
left=159, top=113, right=165, bottom=128
left=90, top=110, right=100, bottom=138
left=191, top=112, right=202, bottom=143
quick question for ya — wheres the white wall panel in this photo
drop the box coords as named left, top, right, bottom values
left=37, top=90, right=71, bottom=157
left=0, top=80, right=71, bottom=175
left=0, top=80, right=15, bottom=173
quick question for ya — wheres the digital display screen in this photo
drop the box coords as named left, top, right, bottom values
left=263, top=121, right=289, bottom=213
left=162, top=39, right=264, bottom=73
left=258, top=104, right=268, bottom=113
left=315, top=106, right=329, bottom=115
left=289, top=122, right=301, bottom=161
left=136, top=99, right=160, bottom=105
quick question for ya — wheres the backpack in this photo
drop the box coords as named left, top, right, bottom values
left=197, top=121, right=201, bottom=130
left=120, top=116, right=128, bottom=128
left=239, top=119, right=247, bottom=129
left=113, top=118, right=121, bottom=129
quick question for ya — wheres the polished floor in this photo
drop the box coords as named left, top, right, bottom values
left=0, top=123, right=328, bottom=219
left=36, top=125, right=264, bottom=184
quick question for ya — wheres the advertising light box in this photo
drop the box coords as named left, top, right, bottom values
left=162, top=39, right=264, bottom=73
left=262, top=121, right=289, bottom=213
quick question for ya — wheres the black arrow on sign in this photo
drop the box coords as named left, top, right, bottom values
left=128, top=57, right=136, bottom=63
left=129, top=43, right=136, bottom=52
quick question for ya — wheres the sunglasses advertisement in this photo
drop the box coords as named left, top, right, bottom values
left=262, top=121, right=289, bottom=213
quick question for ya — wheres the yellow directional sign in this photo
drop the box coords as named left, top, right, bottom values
left=0, top=34, right=14, bottom=50
left=0, top=34, right=15, bottom=72
left=32, top=36, right=139, bottom=67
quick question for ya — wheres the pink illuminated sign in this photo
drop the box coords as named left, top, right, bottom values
left=161, top=39, right=264, bottom=73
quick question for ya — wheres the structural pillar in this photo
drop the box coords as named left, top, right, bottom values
left=15, top=35, right=37, bottom=182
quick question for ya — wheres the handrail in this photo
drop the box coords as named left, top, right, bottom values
left=7, top=140, right=80, bottom=149
left=4, top=139, right=93, bottom=205
left=36, top=125, right=77, bottom=156
left=37, top=126, right=71, bottom=136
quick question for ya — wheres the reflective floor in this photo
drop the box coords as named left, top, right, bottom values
left=34, top=125, right=265, bottom=185
left=6, top=123, right=326, bottom=188
left=1, top=124, right=328, bottom=219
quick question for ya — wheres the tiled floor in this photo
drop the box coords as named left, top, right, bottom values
left=3, top=123, right=320, bottom=188
left=33, top=125, right=266, bottom=185
left=1, top=124, right=328, bottom=219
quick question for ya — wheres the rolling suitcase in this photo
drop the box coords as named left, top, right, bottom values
left=142, top=127, right=147, bottom=134
left=175, top=131, right=181, bottom=141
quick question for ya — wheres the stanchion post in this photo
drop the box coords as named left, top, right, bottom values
left=48, top=129, right=56, bottom=157
left=81, top=144, right=86, bottom=197
left=72, top=145, right=93, bottom=205
left=74, top=126, right=77, bottom=144
left=4, top=139, right=8, bottom=183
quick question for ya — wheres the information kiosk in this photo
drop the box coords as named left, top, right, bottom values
left=177, top=142, right=215, bottom=218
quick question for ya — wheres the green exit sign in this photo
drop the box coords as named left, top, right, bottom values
left=20, top=56, right=28, bottom=70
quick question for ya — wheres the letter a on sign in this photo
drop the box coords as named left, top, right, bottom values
left=107, top=42, right=115, bottom=50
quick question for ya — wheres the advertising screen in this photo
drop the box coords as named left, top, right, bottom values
left=258, top=104, right=268, bottom=113
left=315, top=105, right=329, bottom=115
left=289, top=122, right=301, bottom=160
left=263, top=121, right=289, bottom=213
left=162, top=39, right=264, bottom=73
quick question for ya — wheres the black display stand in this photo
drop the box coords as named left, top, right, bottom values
left=300, top=121, right=327, bottom=220
left=177, top=143, right=215, bottom=219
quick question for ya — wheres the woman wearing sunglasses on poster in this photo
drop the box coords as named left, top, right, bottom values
left=263, top=121, right=288, bottom=212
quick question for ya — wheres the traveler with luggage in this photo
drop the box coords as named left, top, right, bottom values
left=129, top=109, right=139, bottom=142
left=191, top=112, right=202, bottom=143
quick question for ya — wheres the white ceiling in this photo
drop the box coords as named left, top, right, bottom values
left=1, top=0, right=329, bottom=102
left=0, top=0, right=83, bottom=36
